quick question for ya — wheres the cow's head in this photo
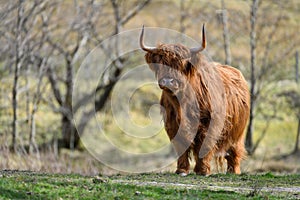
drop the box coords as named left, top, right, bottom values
left=140, top=24, right=206, bottom=94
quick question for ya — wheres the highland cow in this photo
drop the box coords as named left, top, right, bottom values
left=140, top=24, right=250, bottom=176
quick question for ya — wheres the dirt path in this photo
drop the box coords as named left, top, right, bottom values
left=112, top=179, right=300, bottom=196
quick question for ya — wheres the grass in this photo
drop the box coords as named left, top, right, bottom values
left=253, top=120, right=297, bottom=156
left=0, top=171, right=299, bottom=200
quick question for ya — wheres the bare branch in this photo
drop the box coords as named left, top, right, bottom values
left=221, top=0, right=231, bottom=65
left=120, top=0, right=151, bottom=26
left=47, top=67, right=63, bottom=106
left=246, top=0, right=259, bottom=154
left=257, top=7, right=284, bottom=82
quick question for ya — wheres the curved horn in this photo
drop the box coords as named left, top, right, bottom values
left=139, top=25, right=156, bottom=52
left=190, top=23, right=206, bottom=54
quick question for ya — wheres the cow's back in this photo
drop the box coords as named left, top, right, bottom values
left=216, top=64, right=250, bottom=146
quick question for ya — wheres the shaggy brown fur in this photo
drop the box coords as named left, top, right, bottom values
left=143, top=42, right=250, bottom=176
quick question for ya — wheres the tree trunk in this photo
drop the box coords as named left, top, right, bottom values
left=25, top=65, right=30, bottom=124
left=61, top=115, right=79, bottom=149
left=29, top=111, right=38, bottom=154
left=62, top=59, right=79, bottom=149
left=293, top=51, right=299, bottom=154
left=12, top=61, right=20, bottom=153
left=221, top=0, right=231, bottom=65
left=245, top=109, right=254, bottom=154
left=293, top=117, right=300, bottom=154
left=245, top=0, right=259, bottom=155
left=12, top=0, right=25, bottom=153
left=296, top=51, right=299, bottom=83
left=179, top=0, right=186, bottom=34
left=29, top=61, right=45, bottom=154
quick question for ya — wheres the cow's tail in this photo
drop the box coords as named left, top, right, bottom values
left=214, top=151, right=228, bottom=173
left=214, top=156, right=226, bottom=173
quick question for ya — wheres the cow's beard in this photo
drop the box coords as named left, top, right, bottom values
left=161, top=86, right=191, bottom=103
left=161, top=87, right=181, bottom=97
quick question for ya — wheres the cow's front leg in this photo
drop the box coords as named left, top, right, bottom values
left=171, top=134, right=192, bottom=176
left=193, top=141, right=213, bottom=176
left=175, top=149, right=190, bottom=176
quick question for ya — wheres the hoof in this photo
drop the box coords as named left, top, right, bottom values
left=195, top=171, right=210, bottom=176
left=175, top=169, right=188, bottom=176
left=179, top=172, right=188, bottom=177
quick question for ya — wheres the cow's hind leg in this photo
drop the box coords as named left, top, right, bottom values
left=225, top=142, right=245, bottom=174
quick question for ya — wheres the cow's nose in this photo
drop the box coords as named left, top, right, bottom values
left=159, top=78, right=174, bottom=87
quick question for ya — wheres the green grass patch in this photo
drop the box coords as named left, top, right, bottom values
left=0, top=171, right=299, bottom=200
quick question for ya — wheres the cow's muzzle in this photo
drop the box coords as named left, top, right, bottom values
left=158, top=78, right=179, bottom=91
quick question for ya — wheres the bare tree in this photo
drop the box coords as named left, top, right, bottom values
left=296, top=51, right=299, bottom=83
left=43, top=0, right=105, bottom=149
left=294, top=110, right=300, bottom=155
left=245, top=0, right=299, bottom=155
left=245, top=0, right=259, bottom=154
left=44, top=0, right=151, bottom=149
left=9, top=0, right=50, bottom=152
left=74, top=0, right=151, bottom=139
left=29, top=58, right=49, bottom=154
left=295, top=117, right=300, bottom=154
left=245, top=0, right=299, bottom=154
left=293, top=51, right=300, bottom=154
left=11, top=0, right=25, bottom=152
left=0, top=0, right=58, bottom=153
left=27, top=3, right=57, bottom=154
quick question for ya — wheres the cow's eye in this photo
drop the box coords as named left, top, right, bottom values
left=154, top=54, right=162, bottom=62
left=184, top=61, right=194, bottom=75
